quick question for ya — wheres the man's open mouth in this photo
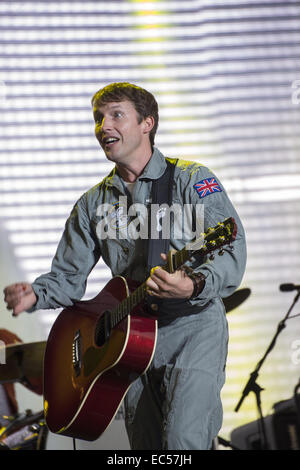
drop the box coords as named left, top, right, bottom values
left=102, top=136, right=120, bottom=147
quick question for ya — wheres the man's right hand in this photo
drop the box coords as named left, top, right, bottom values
left=3, top=283, right=37, bottom=316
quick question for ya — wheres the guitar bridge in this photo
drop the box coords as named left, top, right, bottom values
left=72, top=330, right=82, bottom=376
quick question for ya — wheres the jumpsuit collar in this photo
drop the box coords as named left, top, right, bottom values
left=105, top=147, right=167, bottom=191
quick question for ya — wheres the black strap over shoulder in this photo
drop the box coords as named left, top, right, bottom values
left=147, top=159, right=177, bottom=274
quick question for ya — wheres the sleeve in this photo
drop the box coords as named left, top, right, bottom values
left=28, top=194, right=101, bottom=311
left=187, top=167, right=247, bottom=306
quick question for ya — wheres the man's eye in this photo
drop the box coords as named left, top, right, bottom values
left=114, top=111, right=122, bottom=118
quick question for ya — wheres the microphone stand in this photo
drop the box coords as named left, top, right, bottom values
left=234, top=288, right=300, bottom=450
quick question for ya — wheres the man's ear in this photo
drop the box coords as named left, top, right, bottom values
left=142, top=115, right=155, bottom=135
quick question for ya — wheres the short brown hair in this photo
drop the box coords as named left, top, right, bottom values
left=91, top=82, right=159, bottom=146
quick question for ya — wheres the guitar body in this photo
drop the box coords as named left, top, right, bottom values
left=43, top=276, right=157, bottom=441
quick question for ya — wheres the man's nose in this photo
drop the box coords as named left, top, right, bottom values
left=101, top=116, right=114, bottom=131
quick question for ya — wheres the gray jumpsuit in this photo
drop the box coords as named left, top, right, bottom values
left=30, top=147, right=247, bottom=450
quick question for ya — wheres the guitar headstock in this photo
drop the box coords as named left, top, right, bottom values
left=188, top=217, right=237, bottom=257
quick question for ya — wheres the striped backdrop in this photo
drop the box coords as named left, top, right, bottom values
left=1, top=0, right=300, bottom=445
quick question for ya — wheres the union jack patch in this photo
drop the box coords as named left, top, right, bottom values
left=193, top=177, right=222, bottom=199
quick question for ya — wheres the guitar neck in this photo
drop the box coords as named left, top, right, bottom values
left=170, top=246, right=191, bottom=271
left=109, top=217, right=237, bottom=328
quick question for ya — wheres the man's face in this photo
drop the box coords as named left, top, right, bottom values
left=93, top=100, right=151, bottom=164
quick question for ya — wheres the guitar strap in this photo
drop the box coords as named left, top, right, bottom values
left=147, top=158, right=177, bottom=274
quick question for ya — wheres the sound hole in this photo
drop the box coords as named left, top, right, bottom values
left=94, top=311, right=111, bottom=347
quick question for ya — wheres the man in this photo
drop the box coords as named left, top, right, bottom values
left=4, top=82, right=246, bottom=450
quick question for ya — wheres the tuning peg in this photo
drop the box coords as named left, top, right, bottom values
left=218, top=249, right=224, bottom=256
left=209, top=253, right=215, bottom=260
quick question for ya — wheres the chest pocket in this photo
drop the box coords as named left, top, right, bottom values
left=100, top=238, right=131, bottom=277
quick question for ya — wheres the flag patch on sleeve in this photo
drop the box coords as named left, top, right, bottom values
left=193, top=177, right=222, bottom=199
